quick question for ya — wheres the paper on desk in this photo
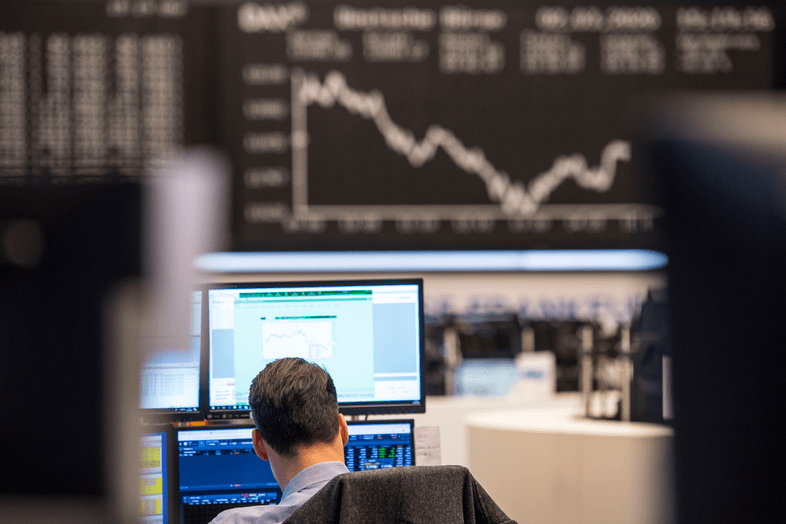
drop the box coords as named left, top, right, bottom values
left=414, top=425, right=441, bottom=466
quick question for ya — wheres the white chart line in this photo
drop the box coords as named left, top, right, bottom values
left=290, top=68, right=632, bottom=218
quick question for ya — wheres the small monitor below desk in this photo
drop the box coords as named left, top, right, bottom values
left=175, top=420, right=416, bottom=524
left=345, top=420, right=415, bottom=471
left=176, top=425, right=281, bottom=524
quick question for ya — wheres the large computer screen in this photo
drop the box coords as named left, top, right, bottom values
left=205, top=279, right=425, bottom=418
left=140, top=290, right=203, bottom=421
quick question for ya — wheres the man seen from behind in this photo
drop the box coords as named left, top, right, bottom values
left=210, top=357, right=350, bottom=524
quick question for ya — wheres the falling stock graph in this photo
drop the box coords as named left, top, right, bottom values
left=225, top=1, right=775, bottom=249
left=291, top=68, right=632, bottom=219
left=261, top=321, right=334, bottom=361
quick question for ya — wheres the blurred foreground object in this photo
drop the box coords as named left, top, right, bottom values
left=640, top=92, right=786, bottom=524
left=0, top=182, right=142, bottom=524
left=0, top=147, right=228, bottom=523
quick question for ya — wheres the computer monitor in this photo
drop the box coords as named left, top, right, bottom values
left=345, top=420, right=415, bottom=471
left=140, top=290, right=204, bottom=422
left=176, top=424, right=280, bottom=524
left=204, top=279, right=425, bottom=418
left=141, top=427, right=176, bottom=524
left=454, top=312, right=522, bottom=358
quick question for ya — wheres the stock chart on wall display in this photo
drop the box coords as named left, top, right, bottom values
left=140, top=290, right=203, bottom=420
left=345, top=420, right=415, bottom=471
left=140, top=430, right=172, bottom=524
left=206, top=279, right=425, bottom=417
left=219, top=0, right=783, bottom=250
left=176, top=425, right=281, bottom=524
left=1, top=1, right=782, bottom=251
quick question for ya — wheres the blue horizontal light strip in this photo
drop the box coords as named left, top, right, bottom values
left=194, top=250, right=667, bottom=273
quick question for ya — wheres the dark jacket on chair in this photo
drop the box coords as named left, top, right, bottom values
left=282, top=465, right=517, bottom=524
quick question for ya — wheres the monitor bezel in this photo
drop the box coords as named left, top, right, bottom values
left=201, top=278, right=426, bottom=419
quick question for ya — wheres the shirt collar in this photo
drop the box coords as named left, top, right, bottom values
left=282, top=461, right=350, bottom=499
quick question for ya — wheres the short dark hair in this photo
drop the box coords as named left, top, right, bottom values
left=249, top=358, right=339, bottom=457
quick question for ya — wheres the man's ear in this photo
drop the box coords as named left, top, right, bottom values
left=252, top=428, right=270, bottom=461
left=338, top=413, right=349, bottom=447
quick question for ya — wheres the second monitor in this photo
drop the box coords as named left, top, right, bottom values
left=204, top=279, right=425, bottom=418
left=176, top=420, right=415, bottom=524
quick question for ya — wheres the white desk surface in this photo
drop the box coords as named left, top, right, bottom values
left=467, top=397, right=674, bottom=437
left=464, top=393, right=675, bottom=524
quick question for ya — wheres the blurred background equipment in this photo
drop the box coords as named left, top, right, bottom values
left=630, top=287, right=672, bottom=425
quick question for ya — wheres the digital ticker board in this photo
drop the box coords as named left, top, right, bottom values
left=1, top=0, right=782, bottom=251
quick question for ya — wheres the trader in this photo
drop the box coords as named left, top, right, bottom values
left=211, top=357, right=350, bottom=524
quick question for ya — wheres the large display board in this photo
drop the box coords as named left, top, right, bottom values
left=0, top=0, right=782, bottom=251
left=0, top=0, right=211, bottom=180
left=220, top=0, right=781, bottom=250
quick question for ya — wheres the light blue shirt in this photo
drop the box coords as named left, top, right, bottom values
left=209, top=461, right=350, bottom=524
